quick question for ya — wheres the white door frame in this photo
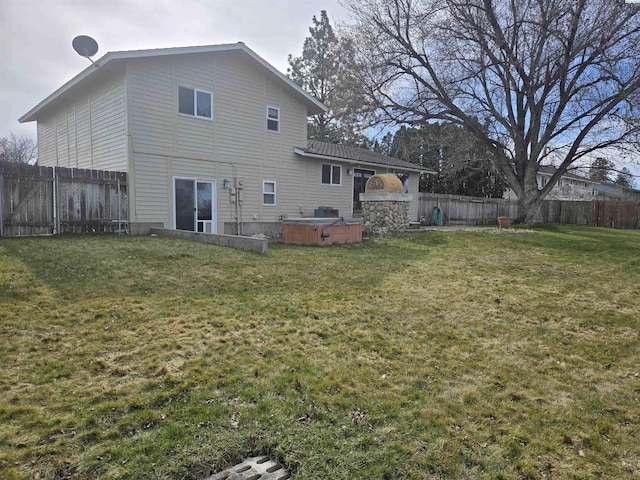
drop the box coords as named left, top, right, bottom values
left=172, top=176, right=217, bottom=233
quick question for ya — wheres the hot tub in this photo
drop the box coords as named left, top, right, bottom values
left=282, top=217, right=362, bottom=245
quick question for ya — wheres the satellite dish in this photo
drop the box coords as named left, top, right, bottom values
left=72, top=35, right=99, bottom=64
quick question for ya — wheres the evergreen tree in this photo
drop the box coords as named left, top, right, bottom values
left=288, top=11, right=369, bottom=145
left=614, top=167, right=635, bottom=189
left=589, top=157, right=615, bottom=182
left=389, top=123, right=506, bottom=198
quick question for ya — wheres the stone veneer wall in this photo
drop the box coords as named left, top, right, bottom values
left=361, top=193, right=412, bottom=235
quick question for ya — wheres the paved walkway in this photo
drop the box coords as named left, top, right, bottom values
left=405, top=225, right=488, bottom=232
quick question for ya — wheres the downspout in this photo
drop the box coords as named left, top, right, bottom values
left=234, top=177, right=242, bottom=236
left=235, top=188, right=240, bottom=235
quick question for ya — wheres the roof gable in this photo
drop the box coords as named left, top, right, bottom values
left=19, top=43, right=327, bottom=123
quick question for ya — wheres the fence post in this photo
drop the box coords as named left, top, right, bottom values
left=54, top=168, right=61, bottom=235
left=465, top=199, right=469, bottom=225
left=117, top=176, right=121, bottom=234
left=0, top=175, right=4, bottom=238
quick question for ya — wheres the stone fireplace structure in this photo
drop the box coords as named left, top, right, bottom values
left=360, top=173, right=413, bottom=235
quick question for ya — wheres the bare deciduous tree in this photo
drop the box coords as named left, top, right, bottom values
left=344, top=0, right=640, bottom=222
left=0, top=132, right=38, bottom=164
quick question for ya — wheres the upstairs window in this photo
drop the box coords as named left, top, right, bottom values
left=267, top=106, right=280, bottom=132
left=321, top=164, right=341, bottom=186
left=178, top=86, right=212, bottom=119
left=263, top=181, right=276, bottom=205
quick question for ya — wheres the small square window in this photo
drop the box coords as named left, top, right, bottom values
left=263, top=181, right=276, bottom=205
left=321, top=164, right=341, bottom=185
left=178, top=85, right=212, bottom=119
left=267, top=106, right=280, bottom=132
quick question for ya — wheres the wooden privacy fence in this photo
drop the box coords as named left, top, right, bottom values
left=0, top=163, right=53, bottom=236
left=540, top=200, right=593, bottom=226
left=418, top=192, right=640, bottom=228
left=418, top=193, right=518, bottom=225
left=591, top=200, right=640, bottom=229
left=0, top=161, right=127, bottom=237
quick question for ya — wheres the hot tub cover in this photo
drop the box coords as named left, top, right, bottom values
left=282, top=217, right=363, bottom=225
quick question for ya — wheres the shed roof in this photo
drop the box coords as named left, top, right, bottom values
left=19, top=42, right=327, bottom=123
left=294, top=140, right=434, bottom=174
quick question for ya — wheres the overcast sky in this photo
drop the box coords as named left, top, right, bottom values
left=0, top=0, right=347, bottom=140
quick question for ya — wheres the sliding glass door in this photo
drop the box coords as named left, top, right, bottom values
left=174, top=178, right=216, bottom=233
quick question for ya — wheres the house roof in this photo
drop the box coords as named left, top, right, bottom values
left=294, top=140, right=434, bottom=174
left=593, top=180, right=640, bottom=194
left=538, top=165, right=596, bottom=183
left=19, top=42, right=327, bottom=123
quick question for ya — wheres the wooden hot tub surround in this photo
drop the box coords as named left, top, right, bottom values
left=282, top=217, right=362, bottom=245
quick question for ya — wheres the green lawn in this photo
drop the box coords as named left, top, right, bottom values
left=1, top=227, right=639, bottom=479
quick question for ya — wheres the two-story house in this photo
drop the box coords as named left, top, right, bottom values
left=19, top=43, right=426, bottom=236
left=504, top=166, right=596, bottom=202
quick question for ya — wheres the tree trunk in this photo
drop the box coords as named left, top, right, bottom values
left=517, top=184, right=544, bottom=224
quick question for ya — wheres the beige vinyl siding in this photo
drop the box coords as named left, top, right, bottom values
left=129, top=59, right=174, bottom=155
left=319, top=163, right=353, bottom=216
left=276, top=154, right=304, bottom=216
left=128, top=54, right=216, bottom=159
left=172, top=157, right=216, bottom=178
left=236, top=167, right=263, bottom=220
left=174, top=54, right=215, bottom=156
left=90, top=77, right=127, bottom=170
left=133, top=152, right=220, bottom=228
left=276, top=93, right=322, bottom=216
left=34, top=68, right=126, bottom=170
left=259, top=166, right=278, bottom=219
left=127, top=50, right=400, bottom=228
left=75, top=97, right=91, bottom=165
left=36, top=118, right=56, bottom=166
left=215, top=53, right=266, bottom=160
left=54, top=108, right=69, bottom=167
left=127, top=50, right=322, bottom=229
left=216, top=163, right=235, bottom=228
left=133, top=153, right=169, bottom=223
left=295, top=158, right=353, bottom=217
left=176, top=116, right=214, bottom=156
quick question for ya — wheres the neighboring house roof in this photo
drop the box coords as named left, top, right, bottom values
left=538, top=165, right=596, bottom=184
left=19, top=42, right=327, bottom=123
left=294, top=140, right=434, bottom=174
left=593, top=181, right=640, bottom=199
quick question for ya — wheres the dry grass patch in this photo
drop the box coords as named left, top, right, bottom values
left=1, top=227, right=639, bottom=479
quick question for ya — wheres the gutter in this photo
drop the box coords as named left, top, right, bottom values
left=293, top=147, right=434, bottom=174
